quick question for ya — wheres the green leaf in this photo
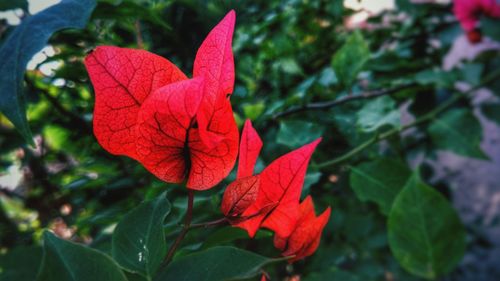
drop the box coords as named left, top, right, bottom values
left=388, top=174, right=466, bottom=279
left=155, top=247, right=280, bottom=281
left=356, top=96, right=400, bottom=133
left=481, top=17, right=500, bottom=41
left=481, top=103, right=500, bottom=126
left=350, top=158, right=411, bottom=215
left=242, top=102, right=265, bottom=121
left=277, top=120, right=324, bottom=148
left=0, top=0, right=96, bottom=144
left=37, top=231, right=128, bottom=281
left=0, top=246, right=42, bottom=281
left=305, top=267, right=361, bottom=281
left=112, top=192, right=171, bottom=278
left=202, top=228, right=272, bottom=250
left=0, top=0, right=28, bottom=11
left=414, top=69, right=458, bottom=88
left=331, top=31, right=369, bottom=88
left=428, top=109, right=487, bottom=159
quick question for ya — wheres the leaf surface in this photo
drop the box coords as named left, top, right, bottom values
left=112, top=193, right=171, bottom=278
left=0, top=0, right=96, bottom=144
left=388, top=174, right=466, bottom=279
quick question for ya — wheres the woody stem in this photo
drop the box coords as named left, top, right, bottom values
left=163, top=189, right=194, bottom=265
left=316, top=68, right=500, bottom=169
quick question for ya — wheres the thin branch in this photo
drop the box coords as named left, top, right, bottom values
left=162, top=190, right=195, bottom=266
left=315, top=70, right=500, bottom=169
left=272, top=83, right=415, bottom=120
left=135, top=20, right=144, bottom=49
left=189, top=217, right=228, bottom=229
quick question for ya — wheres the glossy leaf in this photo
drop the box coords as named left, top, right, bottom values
left=350, top=158, right=411, bottom=215
left=154, top=247, right=278, bottom=281
left=277, top=120, right=324, bottom=149
left=0, top=246, right=42, bottom=281
left=428, top=109, right=487, bottom=159
left=356, top=96, right=400, bottom=133
left=37, top=231, right=128, bottom=281
left=0, top=0, right=96, bottom=144
left=388, top=174, right=466, bottom=279
left=331, top=31, right=369, bottom=88
left=112, top=192, right=171, bottom=278
left=305, top=268, right=361, bottom=281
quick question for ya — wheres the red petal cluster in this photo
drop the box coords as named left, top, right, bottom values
left=274, top=196, right=331, bottom=263
left=453, top=0, right=500, bottom=43
left=85, top=11, right=239, bottom=190
left=221, top=120, right=330, bottom=262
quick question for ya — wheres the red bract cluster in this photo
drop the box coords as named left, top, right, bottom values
left=221, top=120, right=331, bottom=262
left=453, top=0, right=500, bottom=43
left=84, top=11, right=239, bottom=190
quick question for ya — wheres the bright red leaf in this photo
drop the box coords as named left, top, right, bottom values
left=85, top=11, right=239, bottom=190
left=221, top=175, right=260, bottom=218
left=85, top=46, right=186, bottom=159
left=236, top=138, right=321, bottom=238
left=237, top=119, right=263, bottom=179
left=274, top=196, right=331, bottom=263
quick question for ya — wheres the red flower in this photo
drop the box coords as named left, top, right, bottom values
left=453, top=0, right=500, bottom=43
left=221, top=120, right=322, bottom=239
left=84, top=11, right=239, bottom=190
left=274, top=196, right=331, bottom=263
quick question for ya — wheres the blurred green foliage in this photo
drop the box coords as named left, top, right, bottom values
left=0, top=0, right=499, bottom=280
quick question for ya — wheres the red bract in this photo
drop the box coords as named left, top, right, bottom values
left=274, top=196, right=331, bottom=263
left=236, top=138, right=321, bottom=238
left=221, top=120, right=263, bottom=219
left=85, top=11, right=239, bottom=190
left=453, top=0, right=500, bottom=43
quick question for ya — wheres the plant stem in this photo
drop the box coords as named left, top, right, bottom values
left=189, top=217, right=228, bottom=229
left=272, top=83, right=415, bottom=119
left=135, top=20, right=144, bottom=49
left=316, top=70, right=500, bottom=169
left=163, top=189, right=194, bottom=265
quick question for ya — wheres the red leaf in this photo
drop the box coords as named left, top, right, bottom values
left=221, top=175, right=260, bottom=217
left=85, top=46, right=186, bottom=159
left=186, top=98, right=239, bottom=190
left=136, top=78, right=204, bottom=183
left=237, top=120, right=263, bottom=179
left=236, top=139, right=321, bottom=238
left=194, top=10, right=236, bottom=148
left=281, top=200, right=331, bottom=263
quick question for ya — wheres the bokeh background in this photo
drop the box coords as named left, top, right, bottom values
left=1, top=0, right=500, bottom=280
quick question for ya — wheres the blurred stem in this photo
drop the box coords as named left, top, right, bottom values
left=189, top=217, right=228, bottom=229
left=135, top=20, right=144, bottom=49
left=273, top=83, right=415, bottom=119
left=162, top=189, right=194, bottom=266
left=316, top=69, right=500, bottom=169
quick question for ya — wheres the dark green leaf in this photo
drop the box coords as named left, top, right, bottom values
left=112, top=192, right=171, bottom=278
left=350, top=158, right=411, bottom=215
left=0, top=0, right=96, bottom=144
left=155, top=247, right=279, bottom=281
left=388, top=174, right=466, bottom=279
left=0, top=0, right=28, bottom=11
left=428, top=109, right=487, bottom=159
left=37, top=231, right=128, bottom=281
left=481, top=103, right=500, bottom=126
left=0, top=246, right=42, bottom=281
left=277, top=120, right=323, bottom=148
left=356, top=96, right=400, bottom=133
left=202, top=228, right=272, bottom=249
left=305, top=267, right=361, bottom=281
left=331, top=31, right=369, bottom=88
